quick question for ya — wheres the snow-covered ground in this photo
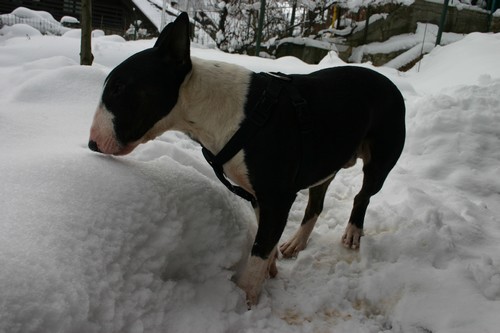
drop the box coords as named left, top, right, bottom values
left=350, top=22, right=466, bottom=68
left=0, top=7, right=72, bottom=35
left=1, top=24, right=500, bottom=333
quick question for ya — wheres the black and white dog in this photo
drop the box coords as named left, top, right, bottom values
left=88, top=13, right=405, bottom=305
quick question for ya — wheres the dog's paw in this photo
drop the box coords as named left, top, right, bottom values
left=342, top=223, right=363, bottom=250
left=280, top=235, right=307, bottom=258
left=242, top=286, right=260, bottom=309
left=237, top=255, right=270, bottom=307
left=280, top=219, right=317, bottom=258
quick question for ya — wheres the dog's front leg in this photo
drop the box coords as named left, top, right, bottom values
left=237, top=247, right=277, bottom=306
left=237, top=193, right=296, bottom=307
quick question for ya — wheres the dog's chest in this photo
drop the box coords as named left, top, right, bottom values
left=179, top=59, right=256, bottom=196
left=223, top=151, right=254, bottom=196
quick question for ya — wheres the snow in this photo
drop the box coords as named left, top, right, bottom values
left=342, top=0, right=415, bottom=12
left=0, top=7, right=70, bottom=35
left=131, top=0, right=175, bottom=31
left=350, top=23, right=465, bottom=67
left=129, top=0, right=215, bottom=46
left=60, top=16, right=80, bottom=25
left=1, top=22, right=500, bottom=333
left=0, top=24, right=42, bottom=40
left=130, top=0, right=184, bottom=32
left=278, top=36, right=335, bottom=51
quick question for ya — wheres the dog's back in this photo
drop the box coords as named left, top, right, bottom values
left=243, top=66, right=406, bottom=192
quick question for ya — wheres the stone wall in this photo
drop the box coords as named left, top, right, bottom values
left=275, top=42, right=330, bottom=64
left=347, top=0, right=498, bottom=47
left=276, top=0, right=500, bottom=64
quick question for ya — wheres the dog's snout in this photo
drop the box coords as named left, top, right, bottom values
left=88, top=140, right=101, bottom=153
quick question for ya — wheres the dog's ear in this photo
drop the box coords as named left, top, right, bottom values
left=153, top=22, right=172, bottom=48
left=155, top=12, right=190, bottom=64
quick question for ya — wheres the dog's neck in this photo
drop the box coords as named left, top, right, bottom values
left=166, top=57, right=252, bottom=154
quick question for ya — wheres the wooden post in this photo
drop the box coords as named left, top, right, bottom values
left=255, top=0, right=266, bottom=57
left=80, top=0, right=94, bottom=66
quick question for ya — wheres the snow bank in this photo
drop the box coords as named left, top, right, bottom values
left=0, top=146, right=256, bottom=332
left=61, top=16, right=79, bottom=25
left=350, top=23, right=465, bottom=67
left=278, top=37, right=335, bottom=51
left=1, top=29, right=500, bottom=333
left=408, top=32, right=500, bottom=91
left=317, top=0, right=415, bottom=12
left=0, top=23, right=42, bottom=40
left=0, top=7, right=70, bottom=36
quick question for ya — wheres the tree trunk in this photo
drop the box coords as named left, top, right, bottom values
left=80, top=0, right=94, bottom=66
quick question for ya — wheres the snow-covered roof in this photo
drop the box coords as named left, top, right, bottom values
left=131, top=0, right=181, bottom=31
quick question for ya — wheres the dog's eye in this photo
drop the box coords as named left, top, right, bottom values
left=102, top=80, right=127, bottom=111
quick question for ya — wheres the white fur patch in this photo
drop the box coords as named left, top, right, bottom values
left=146, top=57, right=255, bottom=194
left=280, top=214, right=318, bottom=258
left=89, top=104, right=119, bottom=154
left=342, top=223, right=364, bottom=250
left=309, top=171, right=337, bottom=189
left=89, top=103, right=138, bottom=155
left=237, top=255, right=270, bottom=306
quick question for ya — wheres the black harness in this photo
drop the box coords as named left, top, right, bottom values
left=201, top=72, right=310, bottom=205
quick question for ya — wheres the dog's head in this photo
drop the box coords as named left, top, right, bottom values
left=88, top=13, right=191, bottom=155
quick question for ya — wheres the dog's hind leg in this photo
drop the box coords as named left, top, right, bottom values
left=342, top=136, right=404, bottom=249
left=280, top=176, right=334, bottom=258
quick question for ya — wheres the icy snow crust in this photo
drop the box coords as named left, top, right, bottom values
left=1, top=28, right=500, bottom=332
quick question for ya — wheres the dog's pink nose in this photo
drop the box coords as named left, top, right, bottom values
left=88, top=140, right=101, bottom=153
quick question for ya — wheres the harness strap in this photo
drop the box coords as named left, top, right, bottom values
left=201, top=72, right=309, bottom=204
left=202, top=148, right=256, bottom=204
left=206, top=73, right=283, bottom=167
